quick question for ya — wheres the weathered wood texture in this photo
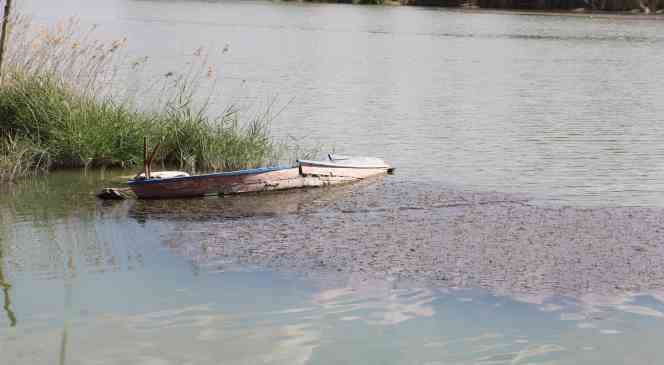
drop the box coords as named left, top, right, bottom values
left=299, top=165, right=390, bottom=179
left=128, top=164, right=390, bottom=199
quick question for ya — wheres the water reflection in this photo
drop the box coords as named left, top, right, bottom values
left=311, top=284, right=436, bottom=326
left=149, top=178, right=664, bottom=301
left=0, top=201, right=17, bottom=327
left=0, top=239, right=17, bottom=327
left=5, top=171, right=664, bottom=304
left=16, top=0, right=664, bottom=206
left=4, top=263, right=664, bottom=364
left=127, top=178, right=379, bottom=223
left=3, top=171, right=664, bottom=363
left=8, top=0, right=664, bottom=361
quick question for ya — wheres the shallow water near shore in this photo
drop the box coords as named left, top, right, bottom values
left=3, top=171, right=664, bottom=364
left=5, top=0, right=664, bottom=363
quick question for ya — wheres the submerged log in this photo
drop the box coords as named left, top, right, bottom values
left=97, top=187, right=135, bottom=200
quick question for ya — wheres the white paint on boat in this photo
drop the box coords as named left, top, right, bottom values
left=136, top=171, right=191, bottom=179
left=299, top=156, right=390, bottom=169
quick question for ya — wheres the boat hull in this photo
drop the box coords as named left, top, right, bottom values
left=127, top=157, right=393, bottom=199
left=128, top=167, right=359, bottom=199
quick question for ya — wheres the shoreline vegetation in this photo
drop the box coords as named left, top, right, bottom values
left=0, top=16, right=303, bottom=182
left=281, top=0, right=663, bottom=13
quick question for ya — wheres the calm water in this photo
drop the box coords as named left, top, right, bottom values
left=3, top=171, right=664, bottom=364
left=4, top=0, right=664, bottom=364
left=23, top=0, right=664, bottom=207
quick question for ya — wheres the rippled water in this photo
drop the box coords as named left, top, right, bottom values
left=3, top=171, right=664, bottom=364
left=24, top=0, right=664, bottom=206
left=5, top=1, right=664, bottom=363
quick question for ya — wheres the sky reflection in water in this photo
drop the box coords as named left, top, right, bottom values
left=1, top=171, right=664, bottom=364
left=6, top=0, right=664, bottom=362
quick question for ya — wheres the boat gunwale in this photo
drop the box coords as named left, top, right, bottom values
left=128, top=165, right=295, bottom=186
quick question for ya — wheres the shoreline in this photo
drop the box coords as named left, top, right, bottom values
left=440, top=7, right=664, bottom=19
left=277, top=0, right=664, bottom=19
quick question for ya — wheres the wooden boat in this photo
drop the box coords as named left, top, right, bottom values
left=123, top=155, right=393, bottom=199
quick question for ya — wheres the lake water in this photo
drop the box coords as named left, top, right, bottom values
left=4, top=0, right=664, bottom=364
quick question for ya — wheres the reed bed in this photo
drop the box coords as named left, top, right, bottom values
left=0, top=16, right=295, bottom=181
left=0, top=134, right=50, bottom=182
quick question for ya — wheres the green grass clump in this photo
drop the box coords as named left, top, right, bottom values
left=0, top=73, right=146, bottom=169
left=0, top=16, right=292, bottom=181
left=0, top=73, right=280, bottom=173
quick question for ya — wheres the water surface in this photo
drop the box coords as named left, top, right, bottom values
left=3, top=171, right=664, bottom=364
left=21, top=0, right=664, bottom=206
left=4, top=1, right=664, bottom=364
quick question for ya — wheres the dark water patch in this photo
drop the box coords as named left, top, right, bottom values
left=4, top=171, right=664, bottom=363
left=5, top=171, right=664, bottom=302
left=147, top=180, right=664, bottom=300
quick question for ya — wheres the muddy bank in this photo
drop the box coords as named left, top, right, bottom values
left=145, top=180, right=664, bottom=299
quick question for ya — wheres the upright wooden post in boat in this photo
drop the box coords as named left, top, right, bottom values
left=146, top=141, right=161, bottom=175
left=0, top=0, right=14, bottom=83
left=143, top=136, right=150, bottom=179
left=650, top=0, right=656, bottom=13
